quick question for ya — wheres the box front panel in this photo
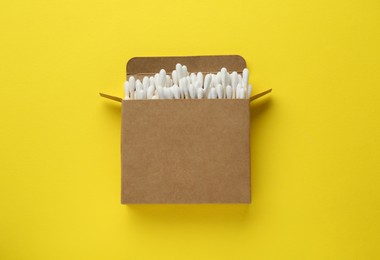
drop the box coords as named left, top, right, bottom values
left=121, top=100, right=250, bottom=203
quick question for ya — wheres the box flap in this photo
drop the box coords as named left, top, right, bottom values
left=127, top=55, right=246, bottom=77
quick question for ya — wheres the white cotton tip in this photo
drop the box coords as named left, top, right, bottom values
left=172, top=70, right=178, bottom=85
left=196, top=72, right=203, bottom=86
left=154, top=73, right=160, bottom=87
left=136, top=80, right=142, bottom=92
left=172, top=84, right=180, bottom=99
left=238, top=74, right=242, bottom=85
left=213, top=73, right=221, bottom=87
left=143, top=76, right=149, bottom=90
left=165, top=75, right=171, bottom=87
left=152, top=95, right=158, bottom=99
left=197, top=88, right=204, bottom=99
left=209, top=88, right=217, bottom=99
left=182, top=65, right=188, bottom=77
left=159, top=69, right=166, bottom=86
left=232, top=84, right=237, bottom=99
left=216, top=72, right=221, bottom=85
left=189, top=84, right=196, bottom=99
left=128, top=76, right=136, bottom=91
left=147, top=85, right=155, bottom=99
left=221, top=67, right=228, bottom=87
left=176, top=63, right=182, bottom=79
left=248, top=84, right=252, bottom=97
left=204, top=74, right=212, bottom=94
left=231, top=71, right=238, bottom=88
left=190, top=73, right=197, bottom=85
left=204, top=74, right=212, bottom=88
left=149, top=76, right=155, bottom=87
left=123, top=95, right=130, bottom=100
left=216, top=84, right=223, bottom=99
left=226, top=85, right=232, bottom=99
left=124, top=81, right=130, bottom=98
left=242, top=68, right=249, bottom=88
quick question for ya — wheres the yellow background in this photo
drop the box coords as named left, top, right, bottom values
left=1, top=0, right=379, bottom=259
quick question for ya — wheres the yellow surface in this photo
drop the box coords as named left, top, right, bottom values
left=1, top=0, right=379, bottom=259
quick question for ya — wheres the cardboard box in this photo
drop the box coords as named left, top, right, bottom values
left=100, top=55, right=271, bottom=204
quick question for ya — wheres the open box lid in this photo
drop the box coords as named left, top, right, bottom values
left=127, top=55, right=246, bottom=76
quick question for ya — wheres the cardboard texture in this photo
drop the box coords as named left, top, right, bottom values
left=122, top=99, right=251, bottom=204
left=127, top=55, right=246, bottom=77
left=101, top=55, right=272, bottom=204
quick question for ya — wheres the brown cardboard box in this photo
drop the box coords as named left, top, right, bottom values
left=100, top=55, right=271, bottom=204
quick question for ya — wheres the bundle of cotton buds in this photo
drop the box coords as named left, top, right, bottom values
left=123, top=64, right=252, bottom=100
